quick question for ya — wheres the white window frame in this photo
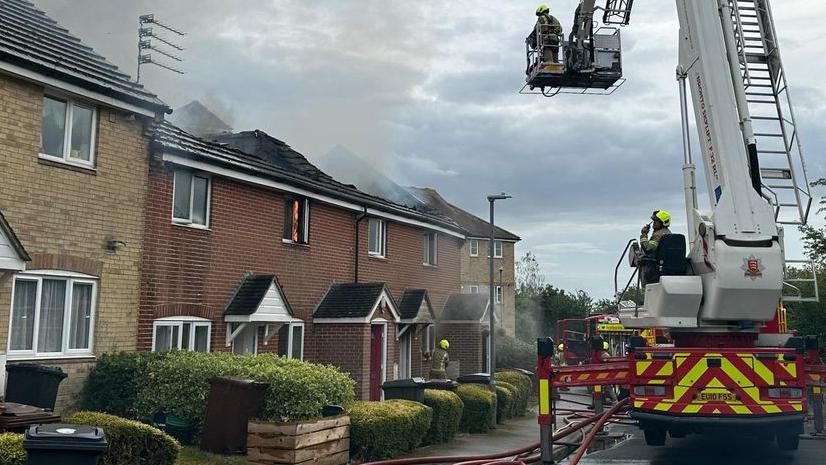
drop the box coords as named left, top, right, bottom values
left=277, top=321, right=305, bottom=360
left=38, top=95, right=98, bottom=169
left=152, top=316, right=212, bottom=353
left=469, top=285, right=479, bottom=294
left=495, top=286, right=504, bottom=304
left=283, top=197, right=310, bottom=244
left=423, top=232, right=438, bottom=266
left=230, top=322, right=258, bottom=355
left=172, top=170, right=211, bottom=228
left=422, top=324, right=436, bottom=354
left=494, top=240, right=503, bottom=258
left=399, top=329, right=412, bottom=378
left=469, top=239, right=479, bottom=257
left=368, top=218, right=387, bottom=258
left=8, top=271, right=98, bottom=359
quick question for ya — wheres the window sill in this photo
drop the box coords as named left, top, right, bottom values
left=282, top=239, right=310, bottom=248
left=38, top=154, right=96, bottom=174
left=172, top=221, right=211, bottom=231
left=368, top=254, right=387, bottom=260
left=7, top=353, right=96, bottom=363
left=422, top=263, right=438, bottom=268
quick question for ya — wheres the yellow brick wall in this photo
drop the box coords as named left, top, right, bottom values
left=459, top=239, right=517, bottom=336
left=0, top=73, right=152, bottom=410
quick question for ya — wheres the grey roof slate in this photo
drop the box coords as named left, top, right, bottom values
left=0, top=209, right=29, bottom=261
left=314, top=283, right=390, bottom=319
left=398, top=289, right=434, bottom=323
left=153, top=122, right=466, bottom=233
left=408, top=187, right=520, bottom=241
left=224, top=274, right=293, bottom=316
left=0, top=0, right=167, bottom=113
left=439, top=294, right=490, bottom=321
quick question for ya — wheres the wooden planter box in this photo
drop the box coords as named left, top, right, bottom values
left=247, top=415, right=350, bottom=465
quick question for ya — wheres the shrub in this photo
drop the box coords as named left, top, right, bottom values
left=348, top=400, right=432, bottom=461
left=133, top=352, right=355, bottom=430
left=0, top=434, right=24, bottom=465
left=82, top=352, right=163, bottom=418
left=422, top=389, right=463, bottom=445
left=495, top=383, right=515, bottom=424
left=496, top=335, right=536, bottom=372
left=495, top=371, right=533, bottom=417
left=66, top=411, right=180, bottom=465
left=456, top=384, right=496, bottom=433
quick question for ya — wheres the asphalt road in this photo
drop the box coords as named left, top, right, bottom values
left=579, top=425, right=826, bottom=465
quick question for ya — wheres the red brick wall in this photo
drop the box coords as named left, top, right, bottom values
left=139, top=163, right=462, bottom=396
left=439, top=323, right=484, bottom=375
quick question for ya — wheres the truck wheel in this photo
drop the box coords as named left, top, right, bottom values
left=644, top=428, right=667, bottom=446
left=777, top=432, right=799, bottom=451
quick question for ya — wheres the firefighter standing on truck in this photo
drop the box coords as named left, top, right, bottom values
left=638, top=210, right=672, bottom=285
left=429, top=339, right=450, bottom=379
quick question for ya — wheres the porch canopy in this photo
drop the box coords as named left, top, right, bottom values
left=224, top=274, right=295, bottom=345
left=313, top=282, right=400, bottom=323
left=0, top=210, right=29, bottom=271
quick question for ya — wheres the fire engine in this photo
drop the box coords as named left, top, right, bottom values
left=528, top=0, right=826, bottom=451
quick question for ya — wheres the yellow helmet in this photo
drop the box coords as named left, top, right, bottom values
left=536, top=3, right=550, bottom=15
left=440, top=339, right=449, bottom=350
left=651, top=210, right=671, bottom=227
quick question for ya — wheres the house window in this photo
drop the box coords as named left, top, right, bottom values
left=368, top=218, right=387, bottom=257
left=172, top=170, right=210, bottom=227
left=277, top=322, right=304, bottom=360
left=40, top=96, right=97, bottom=168
left=422, top=324, right=436, bottom=354
left=399, top=330, right=412, bottom=378
left=284, top=197, right=309, bottom=244
left=469, top=239, right=479, bottom=257
left=9, top=273, right=97, bottom=357
left=495, top=286, right=504, bottom=304
left=469, top=285, right=479, bottom=294
left=231, top=323, right=257, bottom=355
left=152, top=317, right=211, bottom=353
left=494, top=240, right=504, bottom=258
left=423, top=232, right=438, bottom=266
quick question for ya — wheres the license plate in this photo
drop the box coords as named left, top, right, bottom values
left=698, top=392, right=737, bottom=402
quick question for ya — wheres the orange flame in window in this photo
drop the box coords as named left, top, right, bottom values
left=292, top=200, right=300, bottom=242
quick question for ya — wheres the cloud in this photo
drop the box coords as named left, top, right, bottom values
left=34, top=0, right=826, bottom=298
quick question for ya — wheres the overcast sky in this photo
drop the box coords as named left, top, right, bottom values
left=35, top=0, right=826, bottom=298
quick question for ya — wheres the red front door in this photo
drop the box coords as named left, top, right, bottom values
left=370, top=324, right=384, bottom=401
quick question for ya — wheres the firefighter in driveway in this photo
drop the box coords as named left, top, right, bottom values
left=429, top=339, right=450, bottom=379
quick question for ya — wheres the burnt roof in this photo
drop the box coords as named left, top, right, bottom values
left=398, top=289, right=434, bottom=323
left=153, top=122, right=465, bottom=234
left=440, top=294, right=490, bottom=321
left=408, top=188, right=520, bottom=241
left=0, top=0, right=167, bottom=113
left=314, top=282, right=392, bottom=319
left=0, top=210, right=30, bottom=261
left=224, top=274, right=292, bottom=316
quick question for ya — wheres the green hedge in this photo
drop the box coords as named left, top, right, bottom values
left=0, top=434, right=24, bottom=465
left=66, top=411, right=180, bottom=465
left=456, top=384, right=496, bottom=433
left=82, top=352, right=162, bottom=418
left=496, top=335, right=536, bottom=372
left=131, top=352, right=355, bottom=430
left=348, top=400, right=432, bottom=461
left=495, top=383, right=515, bottom=424
left=422, top=389, right=463, bottom=445
left=495, top=371, right=533, bottom=417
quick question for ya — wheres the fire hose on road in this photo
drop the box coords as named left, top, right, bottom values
left=360, top=397, right=630, bottom=465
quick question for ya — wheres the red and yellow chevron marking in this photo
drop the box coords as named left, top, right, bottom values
left=633, top=351, right=805, bottom=416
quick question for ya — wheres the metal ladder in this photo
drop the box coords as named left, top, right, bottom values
left=731, top=0, right=818, bottom=302
left=602, top=0, right=634, bottom=25
left=730, top=0, right=812, bottom=226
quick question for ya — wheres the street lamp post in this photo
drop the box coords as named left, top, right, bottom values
left=487, top=193, right=511, bottom=390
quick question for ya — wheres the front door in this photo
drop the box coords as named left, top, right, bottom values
left=370, top=324, right=385, bottom=400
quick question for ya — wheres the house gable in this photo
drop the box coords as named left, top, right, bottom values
left=313, top=282, right=400, bottom=323
left=0, top=210, right=29, bottom=271
left=224, top=274, right=294, bottom=323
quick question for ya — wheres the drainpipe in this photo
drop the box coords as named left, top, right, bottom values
left=354, top=207, right=368, bottom=283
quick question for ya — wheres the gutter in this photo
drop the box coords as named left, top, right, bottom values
left=354, top=207, right=368, bottom=283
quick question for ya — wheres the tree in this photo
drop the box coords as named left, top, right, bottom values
left=516, top=252, right=545, bottom=297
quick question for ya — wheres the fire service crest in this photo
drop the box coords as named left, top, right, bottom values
left=742, top=256, right=764, bottom=280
